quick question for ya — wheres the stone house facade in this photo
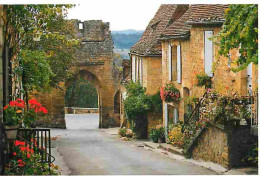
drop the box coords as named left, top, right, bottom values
left=159, top=4, right=258, bottom=128
left=129, top=5, right=179, bottom=133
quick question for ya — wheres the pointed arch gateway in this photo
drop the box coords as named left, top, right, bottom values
left=33, top=20, right=121, bottom=128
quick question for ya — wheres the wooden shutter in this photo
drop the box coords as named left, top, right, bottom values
left=177, top=45, right=181, bottom=83
left=204, top=31, right=213, bottom=77
left=164, top=103, right=168, bottom=136
left=132, top=56, right=136, bottom=82
left=139, top=58, right=142, bottom=85
left=168, top=45, right=172, bottom=81
left=174, top=108, right=179, bottom=124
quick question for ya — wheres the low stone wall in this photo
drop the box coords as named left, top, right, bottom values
left=65, top=107, right=99, bottom=114
left=191, top=124, right=257, bottom=168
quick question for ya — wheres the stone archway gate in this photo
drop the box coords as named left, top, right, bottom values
left=34, top=20, right=121, bottom=128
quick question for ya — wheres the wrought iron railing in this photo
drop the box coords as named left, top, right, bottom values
left=185, top=92, right=207, bottom=124
left=16, top=128, right=55, bottom=164
left=5, top=128, right=55, bottom=174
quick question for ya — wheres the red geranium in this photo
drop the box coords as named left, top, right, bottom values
left=17, top=159, right=25, bottom=167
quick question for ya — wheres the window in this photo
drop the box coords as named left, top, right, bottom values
left=177, top=45, right=182, bottom=83
left=168, top=44, right=172, bottom=81
left=139, top=58, right=142, bottom=85
left=132, top=56, right=136, bottom=82
left=204, top=31, right=213, bottom=77
left=79, top=23, right=83, bottom=30
left=136, top=57, right=139, bottom=82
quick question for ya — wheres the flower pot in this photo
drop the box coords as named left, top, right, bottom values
left=158, top=138, right=163, bottom=143
left=4, top=125, right=19, bottom=140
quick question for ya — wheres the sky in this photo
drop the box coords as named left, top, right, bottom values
left=2, top=0, right=259, bottom=31
left=66, top=0, right=175, bottom=31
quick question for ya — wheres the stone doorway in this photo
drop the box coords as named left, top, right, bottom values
left=34, top=20, right=121, bottom=129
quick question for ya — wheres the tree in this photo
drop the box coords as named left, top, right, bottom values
left=217, top=5, right=258, bottom=72
left=2, top=5, right=80, bottom=102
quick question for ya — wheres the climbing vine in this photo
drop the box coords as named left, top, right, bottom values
left=216, top=5, right=258, bottom=72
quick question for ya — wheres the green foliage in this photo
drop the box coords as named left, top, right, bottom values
left=19, top=49, right=53, bottom=92
left=124, top=81, right=150, bottom=138
left=149, top=91, right=163, bottom=113
left=149, top=125, right=165, bottom=143
left=5, top=140, right=60, bottom=175
left=65, top=78, right=98, bottom=108
left=118, top=127, right=127, bottom=137
left=125, top=81, right=146, bottom=96
left=195, top=72, right=211, bottom=88
left=3, top=5, right=79, bottom=97
left=217, top=5, right=258, bottom=72
left=242, top=144, right=258, bottom=167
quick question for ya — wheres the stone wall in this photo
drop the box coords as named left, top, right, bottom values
left=64, top=107, right=99, bottom=114
left=191, top=124, right=257, bottom=168
left=0, top=5, right=5, bottom=174
left=34, top=20, right=120, bottom=128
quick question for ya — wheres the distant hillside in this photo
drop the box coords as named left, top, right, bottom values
left=112, top=29, right=144, bottom=35
left=112, top=30, right=143, bottom=50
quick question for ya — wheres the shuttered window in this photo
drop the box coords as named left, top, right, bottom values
left=139, top=58, right=142, bottom=85
left=132, top=56, right=136, bottom=82
left=168, top=44, right=172, bottom=81
left=204, top=31, right=213, bottom=77
left=136, top=57, right=139, bottom=82
left=177, top=45, right=181, bottom=83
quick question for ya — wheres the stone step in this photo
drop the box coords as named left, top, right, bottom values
left=143, top=142, right=184, bottom=156
left=158, top=143, right=183, bottom=156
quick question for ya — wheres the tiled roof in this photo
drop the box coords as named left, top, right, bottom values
left=160, top=5, right=191, bottom=40
left=187, top=4, right=229, bottom=24
left=130, top=4, right=178, bottom=56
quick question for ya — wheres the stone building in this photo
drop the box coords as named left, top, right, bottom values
left=0, top=5, right=5, bottom=174
left=129, top=5, right=178, bottom=132
left=35, top=20, right=121, bottom=128
left=159, top=4, right=258, bottom=128
left=158, top=4, right=258, bottom=167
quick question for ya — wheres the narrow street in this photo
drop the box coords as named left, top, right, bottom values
left=51, top=114, right=217, bottom=175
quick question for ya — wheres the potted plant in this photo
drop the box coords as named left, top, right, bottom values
left=3, top=99, right=25, bottom=140
left=149, top=124, right=165, bottom=143
left=3, top=99, right=48, bottom=140
left=160, top=83, right=180, bottom=103
left=195, top=72, right=211, bottom=89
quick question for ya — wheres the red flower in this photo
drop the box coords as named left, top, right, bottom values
left=13, top=152, right=16, bottom=156
left=27, top=153, right=31, bottom=158
left=3, top=105, right=8, bottom=110
left=9, top=101, right=16, bottom=107
left=17, top=159, right=25, bottom=167
left=14, top=140, right=20, bottom=146
left=38, top=107, right=48, bottom=114
left=20, top=146, right=26, bottom=151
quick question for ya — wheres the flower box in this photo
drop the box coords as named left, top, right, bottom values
left=160, top=83, right=180, bottom=103
left=4, top=124, right=19, bottom=140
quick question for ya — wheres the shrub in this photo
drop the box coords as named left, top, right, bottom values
left=5, top=140, right=60, bottom=175
left=118, top=127, right=127, bottom=137
left=124, top=81, right=150, bottom=139
left=167, top=123, right=184, bottom=147
left=149, top=124, right=165, bottom=143
left=195, top=72, right=211, bottom=88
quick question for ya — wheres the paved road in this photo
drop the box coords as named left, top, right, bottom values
left=51, top=114, right=217, bottom=175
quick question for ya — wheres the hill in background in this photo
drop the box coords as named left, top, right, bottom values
left=112, top=29, right=143, bottom=50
